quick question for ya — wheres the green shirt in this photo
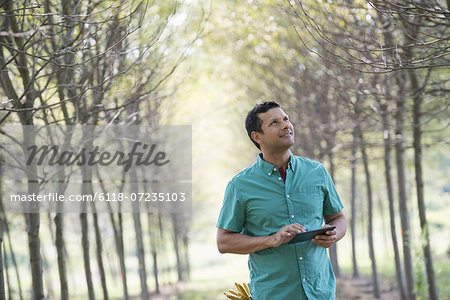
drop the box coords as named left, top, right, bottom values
left=217, top=154, right=344, bottom=300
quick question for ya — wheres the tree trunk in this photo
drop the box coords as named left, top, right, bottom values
left=23, top=128, right=44, bottom=300
left=327, top=152, right=340, bottom=277
left=148, top=213, right=160, bottom=294
left=130, top=173, right=149, bottom=299
left=2, top=249, right=8, bottom=300
left=113, top=212, right=129, bottom=299
left=380, top=99, right=407, bottom=300
left=0, top=239, right=3, bottom=300
left=157, top=211, right=170, bottom=285
left=26, top=212, right=43, bottom=300
left=0, top=1, right=44, bottom=296
left=350, top=127, right=360, bottom=278
left=171, top=214, right=183, bottom=282
left=133, top=211, right=149, bottom=299
left=0, top=155, right=5, bottom=300
left=54, top=213, right=68, bottom=300
left=395, top=73, right=416, bottom=300
left=2, top=248, right=9, bottom=300
left=2, top=214, right=23, bottom=300
left=117, top=212, right=129, bottom=298
left=410, top=69, right=439, bottom=300
left=400, top=9, right=438, bottom=296
left=357, top=126, right=381, bottom=298
left=182, top=232, right=190, bottom=280
left=133, top=210, right=149, bottom=299
left=93, top=212, right=109, bottom=300
left=40, top=242, right=53, bottom=298
left=95, top=168, right=129, bottom=300
left=80, top=132, right=95, bottom=300
left=54, top=134, right=71, bottom=300
left=80, top=212, right=95, bottom=300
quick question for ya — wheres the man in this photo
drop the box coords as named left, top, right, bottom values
left=216, top=101, right=346, bottom=300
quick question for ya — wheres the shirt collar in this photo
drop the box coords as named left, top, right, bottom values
left=256, top=153, right=295, bottom=176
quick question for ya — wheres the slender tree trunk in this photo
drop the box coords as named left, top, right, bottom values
left=380, top=100, right=407, bottom=300
left=95, top=168, right=130, bottom=300
left=40, top=242, right=53, bottom=298
left=118, top=212, right=129, bottom=295
left=93, top=212, right=109, bottom=300
left=126, top=99, right=149, bottom=299
left=115, top=211, right=129, bottom=300
left=410, top=70, right=439, bottom=300
left=26, top=213, right=43, bottom=300
left=1, top=208, right=12, bottom=300
left=130, top=170, right=149, bottom=299
left=157, top=211, right=170, bottom=285
left=400, top=10, right=438, bottom=295
left=0, top=1, right=44, bottom=295
left=395, top=73, right=416, bottom=300
left=132, top=209, right=149, bottom=299
left=80, top=129, right=95, bottom=300
left=0, top=233, right=4, bottom=300
left=350, top=127, right=360, bottom=278
left=54, top=149, right=69, bottom=300
left=80, top=212, right=95, bottom=300
left=0, top=155, right=5, bottom=300
left=3, top=215, right=23, bottom=300
left=54, top=213, right=68, bottom=300
left=2, top=248, right=9, bottom=300
left=327, top=152, right=340, bottom=277
left=182, top=232, right=190, bottom=280
left=23, top=128, right=44, bottom=300
left=148, top=213, right=160, bottom=294
left=54, top=133, right=71, bottom=300
left=357, top=126, right=381, bottom=298
left=171, top=213, right=183, bottom=282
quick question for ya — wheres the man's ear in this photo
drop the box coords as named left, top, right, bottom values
left=251, top=131, right=262, bottom=146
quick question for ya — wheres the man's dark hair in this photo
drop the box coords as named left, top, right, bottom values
left=245, top=101, right=280, bottom=150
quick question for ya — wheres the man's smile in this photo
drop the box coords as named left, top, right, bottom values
left=279, top=131, right=293, bottom=137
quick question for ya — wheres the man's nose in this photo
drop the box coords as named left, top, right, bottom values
left=281, top=120, right=291, bottom=129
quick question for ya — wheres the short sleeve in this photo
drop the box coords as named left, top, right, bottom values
left=321, top=165, right=344, bottom=215
left=216, top=179, right=245, bottom=232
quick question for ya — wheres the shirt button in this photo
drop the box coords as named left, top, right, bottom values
left=299, top=257, right=303, bottom=260
left=287, top=195, right=290, bottom=198
left=303, top=278, right=306, bottom=282
left=268, top=172, right=271, bottom=176
left=291, top=215, right=294, bottom=218
left=278, top=177, right=282, bottom=180
left=273, top=167, right=277, bottom=171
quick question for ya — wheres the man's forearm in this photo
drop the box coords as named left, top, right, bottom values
left=217, top=223, right=305, bottom=254
left=217, top=231, right=273, bottom=254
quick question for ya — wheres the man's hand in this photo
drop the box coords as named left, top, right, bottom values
left=312, top=227, right=337, bottom=248
left=312, top=211, right=347, bottom=248
left=269, top=223, right=306, bottom=247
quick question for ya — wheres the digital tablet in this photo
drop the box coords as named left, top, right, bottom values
left=288, top=226, right=336, bottom=244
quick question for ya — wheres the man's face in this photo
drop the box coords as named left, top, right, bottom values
left=252, top=107, right=295, bottom=151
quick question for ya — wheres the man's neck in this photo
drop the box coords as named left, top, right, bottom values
left=261, top=149, right=291, bottom=170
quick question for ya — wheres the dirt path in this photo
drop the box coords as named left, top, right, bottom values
left=337, top=275, right=399, bottom=300
left=143, top=274, right=400, bottom=299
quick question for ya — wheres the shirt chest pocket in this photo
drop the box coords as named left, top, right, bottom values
left=291, top=192, right=324, bottom=226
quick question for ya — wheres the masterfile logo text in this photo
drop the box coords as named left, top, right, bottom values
left=1, top=125, right=191, bottom=213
